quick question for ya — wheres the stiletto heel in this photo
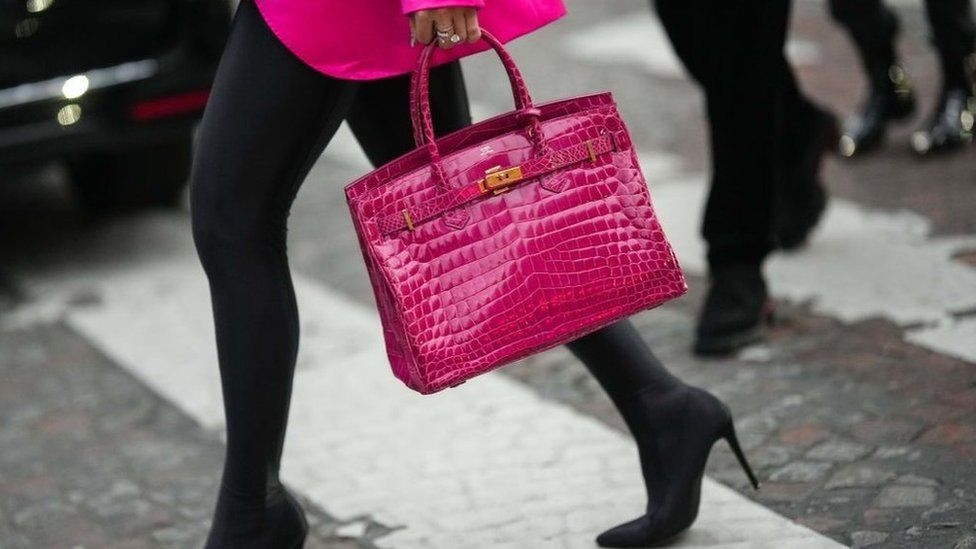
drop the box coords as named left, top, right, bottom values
left=721, top=421, right=761, bottom=490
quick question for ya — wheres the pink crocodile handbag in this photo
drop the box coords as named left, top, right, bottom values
left=344, top=31, right=687, bottom=394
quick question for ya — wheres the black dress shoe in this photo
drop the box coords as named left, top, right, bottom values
left=694, top=264, right=772, bottom=356
left=911, top=86, right=975, bottom=156
left=775, top=104, right=838, bottom=251
left=839, top=64, right=916, bottom=158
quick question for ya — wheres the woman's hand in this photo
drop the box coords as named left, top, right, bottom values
left=410, top=7, right=482, bottom=49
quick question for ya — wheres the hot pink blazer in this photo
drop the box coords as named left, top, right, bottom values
left=253, top=0, right=566, bottom=80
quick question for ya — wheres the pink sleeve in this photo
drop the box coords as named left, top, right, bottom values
left=401, top=0, right=485, bottom=15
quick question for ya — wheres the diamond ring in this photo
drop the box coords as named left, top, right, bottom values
left=435, top=25, right=455, bottom=39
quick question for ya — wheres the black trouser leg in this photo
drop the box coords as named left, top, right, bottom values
left=830, top=0, right=976, bottom=89
left=190, top=1, right=470, bottom=544
left=654, top=0, right=790, bottom=268
left=828, top=0, right=899, bottom=71
left=924, top=0, right=976, bottom=89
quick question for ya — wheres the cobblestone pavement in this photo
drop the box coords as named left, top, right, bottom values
left=2, top=0, right=976, bottom=548
left=509, top=289, right=976, bottom=549
left=0, top=324, right=385, bottom=548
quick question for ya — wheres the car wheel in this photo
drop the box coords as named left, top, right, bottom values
left=68, top=134, right=192, bottom=215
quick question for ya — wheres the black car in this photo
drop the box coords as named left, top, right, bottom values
left=0, top=0, right=231, bottom=213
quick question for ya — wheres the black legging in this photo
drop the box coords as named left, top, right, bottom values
left=191, top=1, right=683, bottom=541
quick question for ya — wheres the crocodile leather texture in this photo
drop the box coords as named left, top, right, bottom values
left=345, top=31, right=687, bottom=394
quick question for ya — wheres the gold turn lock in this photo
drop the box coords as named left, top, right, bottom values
left=478, top=165, right=523, bottom=195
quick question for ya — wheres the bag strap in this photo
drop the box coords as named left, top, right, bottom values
left=409, top=30, right=537, bottom=148
left=409, top=30, right=552, bottom=193
left=375, top=134, right=615, bottom=235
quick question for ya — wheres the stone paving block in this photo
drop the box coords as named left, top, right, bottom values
left=874, top=486, right=938, bottom=508
left=956, top=535, right=976, bottom=549
left=872, top=446, right=919, bottom=460
left=850, top=530, right=888, bottom=548
left=850, top=419, right=925, bottom=444
left=918, top=424, right=976, bottom=445
left=796, top=515, right=849, bottom=534
left=806, top=440, right=873, bottom=463
left=779, top=424, right=832, bottom=447
left=770, top=461, right=835, bottom=483
left=753, top=482, right=819, bottom=504
left=921, top=501, right=966, bottom=520
left=861, top=508, right=900, bottom=527
left=826, top=465, right=897, bottom=489
left=750, top=445, right=795, bottom=468
left=897, top=473, right=940, bottom=487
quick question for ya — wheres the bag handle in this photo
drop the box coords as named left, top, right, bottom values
left=409, top=30, right=551, bottom=190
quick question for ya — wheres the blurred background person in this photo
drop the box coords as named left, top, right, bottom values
left=831, top=0, right=976, bottom=157
left=652, top=0, right=838, bottom=356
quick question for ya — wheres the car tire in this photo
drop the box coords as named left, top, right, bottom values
left=68, top=134, right=192, bottom=215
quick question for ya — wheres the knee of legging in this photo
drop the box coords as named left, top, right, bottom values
left=189, top=162, right=280, bottom=269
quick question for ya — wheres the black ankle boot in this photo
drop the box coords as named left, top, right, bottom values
left=839, top=63, right=916, bottom=157
left=694, top=264, right=772, bottom=356
left=205, top=486, right=308, bottom=549
left=911, top=84, right=975, bottom=156
left=596, top=386, right=759, bottom=548
left=775, top=104, right=838, bottom=250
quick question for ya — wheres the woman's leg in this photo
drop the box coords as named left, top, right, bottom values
left=346, top=61, right=472, bottom=166
left=566, top=320, right=685, bottom=406
left=190, top=1, right=358, bottom=546
left=567, top=320, right=757, bottom=548
left=566, top=321, right=687, bottom=500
